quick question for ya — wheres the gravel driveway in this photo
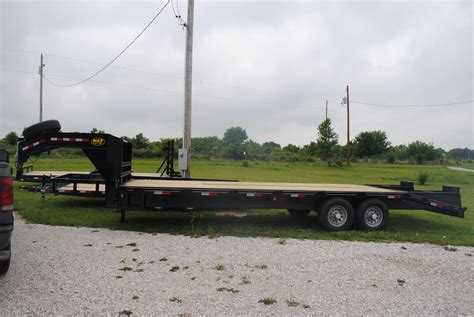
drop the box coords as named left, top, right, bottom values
left=1, top=217, right=473, bottom=316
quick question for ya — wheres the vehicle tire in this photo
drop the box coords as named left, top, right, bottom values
left=317, top=198, right=354, bottom=231
left=0, top=243, right=11, bottom=275
left=23, top=120, right=61, bottom=140
left=287, top=209, right=311, bottom=217
left=356, top=199, right=389, bottom=231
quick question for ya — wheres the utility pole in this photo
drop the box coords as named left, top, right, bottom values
left=39, top=53, right=45, bottom=122
left=181, top=0, right=194, bottom=178
left=325, top=100, right=328, bottom=120
left=345, top=85, right=351, bottom=166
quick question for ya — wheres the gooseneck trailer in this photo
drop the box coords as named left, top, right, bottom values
left=16, top=121, right=466, bottom=231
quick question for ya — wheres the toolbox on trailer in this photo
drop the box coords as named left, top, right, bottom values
left=16, top=121, right=466, bottom=231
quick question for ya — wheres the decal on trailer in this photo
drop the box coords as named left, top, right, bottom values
left=91, top=137, right=106, bottom=146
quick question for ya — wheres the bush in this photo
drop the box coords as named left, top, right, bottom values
left=417, top=170, right=431, bottom=185
left=242, top=161, right=249, bottom=167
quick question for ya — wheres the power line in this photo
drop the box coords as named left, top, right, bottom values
left=46, top=0, right=171, bottom=87
left=351, top=100, right=473, bottom=108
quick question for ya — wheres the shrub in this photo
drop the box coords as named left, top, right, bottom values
left=417, top=170, right=431, bottom=185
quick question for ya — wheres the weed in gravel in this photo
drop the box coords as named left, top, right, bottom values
left=119, top=266, right=133, bottom=272
left=183, top=266, right=190, bottom=269
left=217, top=287, right=240, bottom=293
left=83, top=244, right=93, bottom=247
left=278, top=238, right=287, bottom=245
left=178, top=313, right=191, bottom=317
left=371, top=284, right=377, bottom=287
left=91, top=229, right=100, bottom=233
left=255, top=264, right=268, bottom=269
left=132, top=259, right=144, bottom=266
left=116, top=276, right=123, bottom=279
left=190, top=277, right=196, bottom=280
left=134, top=268, right=144, bottom=273
left=120, top=260, right=126, bottom=264
left=126, top=243, right=137, bottom=247
left=169, top=296, right=182, bottom=303
left=148, top=260, right=155, bottom=264
left=132, top=248, right=140, bottom=252
left=215, top=264, right=225, bottom=271
left=286, top=299, right=300, bottom=307
left=400, top=246, right=407, bottom=250
left=303, top=304, right=311, bottom=309
left=170, top=266, right=180, bottom=272
left=259, top=297, right=277, bottom=305
left=228, top=275, right=234, bottom=279
left=240, top=276, right=251, bottom=285
left=118, top=309, right=132, bottom=316
left=32, top=240, right=37, bottom=243
left=159, top=257, right=168, bottom=262
left=397, top=278, right=405, bottom=286
left=465, top=253, right=472, bottom=256
left=444, top=246, right=457, bottom=252
left=115, top=245, right=124, bottom=248
left=132, top=295, right=139, bottom=301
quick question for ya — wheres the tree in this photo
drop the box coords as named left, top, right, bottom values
left=316, top=119, right=341, bottom=166
left=283, top=144, right=299, bottom=153
left=4, top=131, right=18, bottom=145
left=90, top=128, right=105, bottom=134
left=223, top=127, right=248, bottom=145
left=131, top=133, right=150, bottom=149
left=407, top=141, right=442, bottom=164
left=353, top=130, right=390, bottom=157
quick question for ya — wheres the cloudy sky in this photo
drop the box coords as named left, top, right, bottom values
left=0, top=0, right=472, bottom=150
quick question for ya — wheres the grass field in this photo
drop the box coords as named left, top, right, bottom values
left=13, top=158, right=474, bottom=246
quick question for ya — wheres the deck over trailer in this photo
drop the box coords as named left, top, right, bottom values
left=16, top=121, right=466, bottom=231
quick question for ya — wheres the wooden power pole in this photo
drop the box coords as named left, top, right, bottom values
left=182, top=0, right=194, bottom=178
left=345, top=85, right=351, bottom=166
left=39, top=53, right=45, bottom=122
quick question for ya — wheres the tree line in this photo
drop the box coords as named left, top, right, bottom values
left=1, top=124, right=472, bottom=165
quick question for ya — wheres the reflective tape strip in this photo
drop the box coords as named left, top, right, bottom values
left=21, top=139, right=45, bottom=151
left=51, top=137, right=90, bottom=142
left=290, top=193, right=305, bottom=198
left=388, top=195, right=402, bottom=200
left=201, top=192, right=218, bottom=197
left=154, top=191, right=172, bottom=196
left=246, top=192, right=262, bottom=197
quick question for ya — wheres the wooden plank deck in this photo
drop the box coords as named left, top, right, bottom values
left=122, top=179, right=398, bottom=193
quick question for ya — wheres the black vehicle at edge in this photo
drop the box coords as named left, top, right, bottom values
left=0, top=148, right=13, bottom=275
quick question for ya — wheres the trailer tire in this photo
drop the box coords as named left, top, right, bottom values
left=287, top=209, right=311, bottom=218
left=317, top=198, right=354, bottom=231
left=23, top=120, right=61, bottom=140
left=356, top=199, right=389, bottom=231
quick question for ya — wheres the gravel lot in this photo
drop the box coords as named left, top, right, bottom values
left=1, top=217, right=473, bottom=316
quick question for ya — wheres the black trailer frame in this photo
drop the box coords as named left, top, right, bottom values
left=16, top=129, right=466, bottom=230
left=17, top=132, right=131, bottom=207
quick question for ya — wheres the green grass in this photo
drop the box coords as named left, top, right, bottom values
left=13, top=157, right=474, bottom=246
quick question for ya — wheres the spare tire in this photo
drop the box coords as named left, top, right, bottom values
left=23, top=120, right=61, bottom=140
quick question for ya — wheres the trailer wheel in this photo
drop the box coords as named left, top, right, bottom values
left=23, top=120, right=61, bottom=140
left=317, top=198, right=354, bottom=231
left=356, top=199, right=389, bottom=231
left=287, top=209, right=311, bottom=217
